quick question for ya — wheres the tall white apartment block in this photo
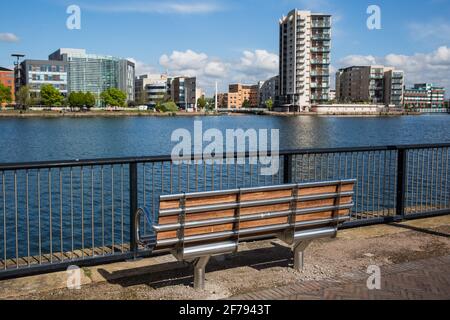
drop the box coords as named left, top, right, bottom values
left=278, top=9, right=331, bottom=111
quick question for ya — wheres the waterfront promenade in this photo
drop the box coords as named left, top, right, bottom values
left=1, top=215, right=448, bottom=300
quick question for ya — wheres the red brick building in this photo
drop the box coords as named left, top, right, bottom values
left=0, top=67, right=15, bottom=104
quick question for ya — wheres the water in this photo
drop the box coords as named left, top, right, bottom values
left=0, top=114, right=449, bottom=163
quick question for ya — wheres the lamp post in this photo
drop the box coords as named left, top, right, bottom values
left=11, top=53, right=25, bottom=102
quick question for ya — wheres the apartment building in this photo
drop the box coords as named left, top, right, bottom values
left=49, top=48, right=135, bottom=105
left=404, top=83, right=446, bottom=111
left=259, top=76, right=279, bottom=107
left=0, top=67, right=15, bottom=103
left=226, top=84, right=260, bottom=109
left=19, top=59, right=68, bottom=97
left=278, top=9, right=331, bottom=111
left=335, top=66, right=404, bottom=107
left=170, top=77, right=197, bottom=110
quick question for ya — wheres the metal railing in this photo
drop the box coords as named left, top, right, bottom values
left=0, top=143, right=449, bottom=279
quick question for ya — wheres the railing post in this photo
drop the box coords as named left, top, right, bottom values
left=283, top=154, right=293, bottom=184
left=129, top=162, right=138, bottom=256
left=396, top=148, right=407, bottom=219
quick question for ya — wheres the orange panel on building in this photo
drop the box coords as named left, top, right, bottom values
left=0, top=67, right=15, bottom=103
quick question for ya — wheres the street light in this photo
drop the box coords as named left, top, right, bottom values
left=11, top=54, right=25, bottom=107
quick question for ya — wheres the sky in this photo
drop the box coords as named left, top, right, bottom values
left=1, top=0, right=450, bottom=96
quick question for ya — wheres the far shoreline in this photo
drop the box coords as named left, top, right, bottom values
left=0, top=110, right=428, bottom=118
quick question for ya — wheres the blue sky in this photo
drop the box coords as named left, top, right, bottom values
left=1, top=0, right=450, bottom=95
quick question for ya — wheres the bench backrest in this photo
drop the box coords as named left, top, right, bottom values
left=154, top=179, right=356, bottom=259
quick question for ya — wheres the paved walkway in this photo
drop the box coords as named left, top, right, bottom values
left=230, top=255, right=450, bottom=300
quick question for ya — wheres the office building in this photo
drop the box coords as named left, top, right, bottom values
left=278, top=9, right=331, bottom=110
left=259, top=76, right=279, bottom=107
left=135, top=74, right=169, bottom=106
left=0, top=67, right=15, bottom=103
left=404, top=83, right=446, bottom=111
left=335, top=66, right=404, bottom=107
left=19, top=60, right=68, bottom=97
left=49, top=48, right=135, bottom=105
left=170, top=77, right=197, bottom=110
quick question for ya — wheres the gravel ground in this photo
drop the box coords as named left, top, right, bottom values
left=10, top=223, right=450, bottom=300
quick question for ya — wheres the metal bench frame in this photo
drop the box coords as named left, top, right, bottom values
left=136, top=179, right=356, bottom=290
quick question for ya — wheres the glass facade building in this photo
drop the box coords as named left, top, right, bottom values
left=49, top=49, right=135, bottom=106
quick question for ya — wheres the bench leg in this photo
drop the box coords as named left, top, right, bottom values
left=293, top=240, right=311, bottom=272
left=193, top=256, right=211, bottom=290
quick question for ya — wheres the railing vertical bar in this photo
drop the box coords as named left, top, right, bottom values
left=101, top=166, right=104, bottom=255
left=111, top=166, right=115, bottom=253
left=121, top=165, right=124, bottom=253
left=60, top=168, right=63, bottom=261
left=26, top=170, right=30, bottom=266
left=48, top=169, right=52, bottom=263
left=70, top=168, right=74, bottom=260
left=81, top=167, right=84, bottom=259
left=129, top=163, right=137, bottom=256
left=37, top=170, right=42, bottom=264
left=14, top=171, right=18, bottom=268
left=2, top=172, right=6, bottom=270
left=91, top=166, right=95, bottom=256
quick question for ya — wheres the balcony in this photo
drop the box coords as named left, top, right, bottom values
left=311, top=59, right=330, bottom=64
left=311, top=34, right=331, bottom=40
left=311, top=22, right=331, bottom=28
left=311, top=47, right=330, bottom=53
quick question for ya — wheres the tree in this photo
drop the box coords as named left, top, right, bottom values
left=242, top=99, right=251, bottom=109
left=16, top=86, right=32, bottom=108
left=0, top=84, right=12, bottom=105
left=136, top=90, right=147, bottom=106
left=100, top=88, right=127, bottom=107
left=197, top=96, right=207, bottom=110
left=156, top=101, right=179, bottom=113
left=68, top=91, right=84, bottom=109
left=84, top=92, right=96, bottom=108
left=265, top=98, right=273, bottom=111
left=40, top=84, right=64, bottom=107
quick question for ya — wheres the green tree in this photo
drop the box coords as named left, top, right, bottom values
left=84, top=92, right=96, bottom=108
left=68, top=91, right=84, bottom=109
left=156, top=101, right=179, bottom=113
left=40, top=84, right=64, bottom=107
left=197, top=96, right=207, bottom=110
left=100, top=88, right=127, bottom=107
left=242, top=99, right=251, bottom=109
left=0, top=84, right=12, bottom=104
left=16, top=86, right=32, bottom=108
left=265, top=98, right=273, bottom=111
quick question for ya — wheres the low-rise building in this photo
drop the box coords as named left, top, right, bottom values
left=170, top=77, right=197, bottom=110
left=335, top=66, right=404, bottom=107
left=227, top=83, right=260, bottom=109
left=259, top=76, right=279, bottom=107
left=0, top=67, right=15, bottom=103
left=403, top=83, right=446, bottom=112
left=135, top=74, right=169, bottom=106
left=19, top=59, right=68, bottom=98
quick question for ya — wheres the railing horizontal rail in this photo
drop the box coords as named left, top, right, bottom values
left=1, top=143, right=450, bottom=171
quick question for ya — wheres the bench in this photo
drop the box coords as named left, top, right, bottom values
left=135, top=179, right=356, bottom=289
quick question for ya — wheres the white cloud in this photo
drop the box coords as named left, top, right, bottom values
left=127, top=58, right=158, bottom=75
left=408, top=21, right=450, bottom=43
left=152, top=49, right=279, bottom=94
left=0, top=33, right=19, bottom=43
left=82, top=1, right=223, bottom=14
left=336, top=46, right=450, bottom=95
left=160, top=50, right=208, bottom=71
left=338, top=54, right=377, bottom=66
